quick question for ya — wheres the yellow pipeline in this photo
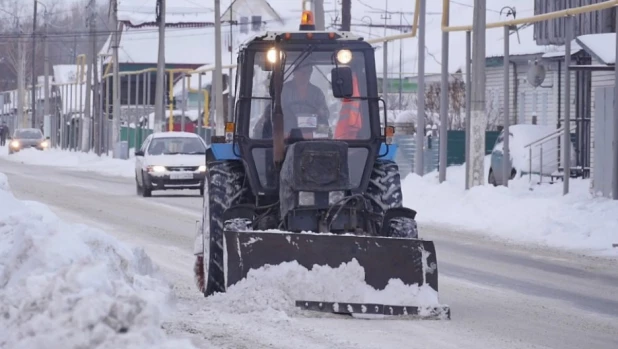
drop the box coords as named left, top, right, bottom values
left=441, top=0, right=618, bottom=32
left=76, top=54, right=87, bottom=83
left=168, top=70, right=174, bottom=131
left=203, top=89, right=209, bottom=127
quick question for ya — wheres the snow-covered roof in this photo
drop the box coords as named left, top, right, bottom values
left=541, top=40, right=583, bottom=59
left=117, top=0, right=216, bottom=27
left=103, top=26, right=212, bottom=65
left=151, top=130, right=201, bottom=139
left=576, top=33, right=616, bottom=65
left=52, top=64, right=91, bottom=114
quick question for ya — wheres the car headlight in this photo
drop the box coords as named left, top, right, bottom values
left=10, top=140, right=19, bottom=148
left=40, top=140, right=49, bottom=148
left=148, top=165, right=167, bottom=173
left=198, top=165, right=207, bottom=172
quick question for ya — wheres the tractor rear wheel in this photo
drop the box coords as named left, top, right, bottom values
left=366, top=159, right=417, bottom=238
left=196, top=160, right=253, bottom=297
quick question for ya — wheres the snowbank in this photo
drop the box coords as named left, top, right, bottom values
left=0, top=173, right=196, bottom=349
left=403, top=158, right=618, bottom=255
left=206, top=259, right=441, bottom=318
left=0, top=147, right=134, bottom=178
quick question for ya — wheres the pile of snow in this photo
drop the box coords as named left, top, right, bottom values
left=206, top=259, right=440, bottom=317
left=0, top=173, right=196, bottom=349
left=403, top=157, right=618, bottom=255
left=0, top=147, right=135, bottom=178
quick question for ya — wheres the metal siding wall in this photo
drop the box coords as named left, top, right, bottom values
left=534, top=0, right=615, bottom=45
left=589, top=60, right=615, bottom=182
left=592, top=86, right=615, bottom=198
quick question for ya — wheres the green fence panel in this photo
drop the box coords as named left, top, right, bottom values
left=120, top=127, right=153, bottom=149
left=445, top=130, right=501, bottom=166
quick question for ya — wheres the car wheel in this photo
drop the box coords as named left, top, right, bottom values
left=135, top=174, right=143, bottom=195
left=488, top=168, right=498, bottom=186
left=199, top=184, right=205, bottom=197
left=141, top=172, right=152, bottom=198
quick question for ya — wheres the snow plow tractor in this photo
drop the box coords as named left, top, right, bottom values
left=194, top=9, right=449, bottom=319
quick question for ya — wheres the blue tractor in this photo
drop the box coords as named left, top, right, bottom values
left=194, top=8, right=449, bottom=319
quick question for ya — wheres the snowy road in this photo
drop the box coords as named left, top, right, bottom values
left=2, top=159, right=617, bottom=349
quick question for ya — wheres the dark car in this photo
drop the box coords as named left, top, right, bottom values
left=9, top=128, right=49, bottom=154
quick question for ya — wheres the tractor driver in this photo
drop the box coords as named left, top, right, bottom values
left=253, top=60, right=331, bottom=139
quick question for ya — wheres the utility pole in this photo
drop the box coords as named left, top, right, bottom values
left=467, top=0, right=487, bottom=188
left=314, top=0, right=325, bottom=31
left=31, top=0, right=38, bottom=128
left=92, top=30, right=101, bottom=154
left=43, top=9, right=50, bottom=141
left=112, top=0, right=120, bottom=157
left=398, top=13, right=403, bottom=109
left=214, top=0, right=224, bottom=136
left=154, top=0, right=166, bottom=133
left=16, top=18, right=25, bottom=128
left=341, top=0, right=351, bottom=31
left=414, top=0, right=426, bottom=175
left=83, top=0, right=95, bottom=152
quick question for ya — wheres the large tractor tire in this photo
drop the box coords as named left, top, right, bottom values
left=366, top=159, right=418, bottom=239
left=194, top=160, right=253, bottom=297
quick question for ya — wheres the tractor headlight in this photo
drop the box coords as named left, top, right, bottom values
left=298, top=191, right=315, bottom=206
left=149, top=165, right=167, bottom=173
left=267, top=48, right=279, bottom=63
left=328, top=191, right=345, bottom=205
left=336, top=49, right=352, bottom=64
left=198, top=165, right=207, bottom=172
left=10, top=140, right=20, bottom=148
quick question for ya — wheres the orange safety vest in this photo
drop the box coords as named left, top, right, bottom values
left=334, top=73, right=362, bottom=139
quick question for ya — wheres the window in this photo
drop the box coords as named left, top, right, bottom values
left=240, top=16, right=249, bottom=34
left=251, top=16, right=261, bottom=31
left=147, top=137, right=206, bottom=155
left=15, top=128, right=43, bottom=139
left=248, top=49, right=370, bottom=141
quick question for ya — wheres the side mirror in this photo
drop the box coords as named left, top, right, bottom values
left=135, top=150, right=144, bottom=157
left=46, top=136, right=50, bottom=140
left=331, top=67, right=354, bottom=98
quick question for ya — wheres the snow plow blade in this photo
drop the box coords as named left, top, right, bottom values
left=295, top=301, right=450, bottom=319
left=224, top=231, right=440, bottom=292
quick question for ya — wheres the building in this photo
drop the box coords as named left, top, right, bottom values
left=532, top=0, right=617, bottom=197
left=99, top=0, right=288, bottom=131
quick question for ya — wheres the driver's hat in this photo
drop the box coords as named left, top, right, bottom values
left=292, top=58, right=315, bottom=74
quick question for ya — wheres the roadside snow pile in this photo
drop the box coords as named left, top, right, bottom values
left=0, top=147, right=134, bottom=178
left=402, top=159, right=618, bottom=255
left=0, top=173, right=196, bottom=349
left=206, top=259, right=440, bottom=316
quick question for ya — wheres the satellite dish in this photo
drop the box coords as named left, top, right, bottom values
left=527, top=60, right=546, bottom=88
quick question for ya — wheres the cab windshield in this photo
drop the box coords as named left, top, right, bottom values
left=249, top=48, right=370, bottom=141
left=147, top=137, right=206, bottom=155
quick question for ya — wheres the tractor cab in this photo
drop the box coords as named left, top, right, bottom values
left=232, top=28, right=388, bottom=197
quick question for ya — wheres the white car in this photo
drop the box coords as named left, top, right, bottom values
left=134, top=131, right=208, bottom=197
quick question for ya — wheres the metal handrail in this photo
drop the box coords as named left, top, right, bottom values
left=526, top=125, right=576, bottom=183
left=523, top=125, right=576, bottom=149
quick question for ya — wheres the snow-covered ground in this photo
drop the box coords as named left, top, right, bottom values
left=0, top=146, right=135, bottom=178
left=404, top=156, right=618, bottom=255
left=2, top=145, right=616, bottom=256
left=0, top=172, right=196, bottom=349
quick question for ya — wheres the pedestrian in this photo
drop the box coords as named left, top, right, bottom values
left=0, top=122, right=9, bottom=146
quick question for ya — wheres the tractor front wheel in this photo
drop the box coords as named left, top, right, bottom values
left=196, top=160, right=253, bottom=297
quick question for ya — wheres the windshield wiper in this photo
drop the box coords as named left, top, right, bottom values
left=283, top=44, right=316, bottom=81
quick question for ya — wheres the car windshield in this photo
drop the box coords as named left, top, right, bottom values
left=147, top=137, right=206, bottom=155
left=249, top=48, right=371, bottom=140
left=15, top=129, right=42, bottom=139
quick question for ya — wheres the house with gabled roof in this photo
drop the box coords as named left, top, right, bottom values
left=98, top=0, right=288, bottom=130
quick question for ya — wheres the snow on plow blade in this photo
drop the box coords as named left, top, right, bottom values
left=224, top=230, right=441, bottom=294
